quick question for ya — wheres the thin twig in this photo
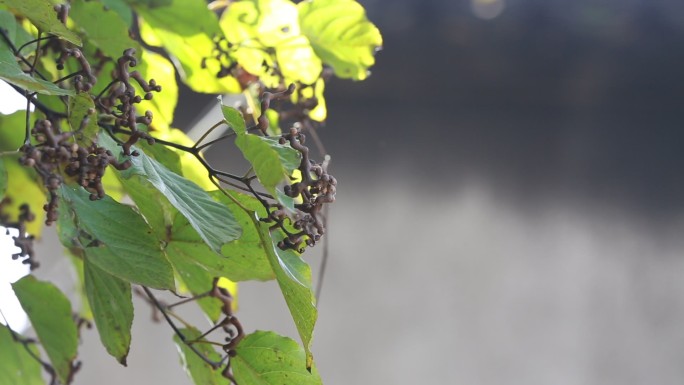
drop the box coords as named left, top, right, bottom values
left=315, top=204, right=329, bottom=303
left=140, top=287, right=223, bottom=369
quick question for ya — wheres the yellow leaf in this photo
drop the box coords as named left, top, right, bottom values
left=2, top=155, right=46, bottom=237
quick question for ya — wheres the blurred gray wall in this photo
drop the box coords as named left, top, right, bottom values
left=18, top=0, right=684, bottom=384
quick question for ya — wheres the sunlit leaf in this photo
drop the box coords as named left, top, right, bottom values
left=0, top=157, right=6, bottom=201
left=0, top=325, right=43, bottom=385
left=12, top=275, right=78, bottom=385
left=292, top=78, right=326, bottom=121
left=298, top=0, right=382, bottom=80
left=69, top=0, right=141, bottom=59
left=136, top=50, right=177, bottom=132
left=0, top=0, right=82, bottom=45
left=138, top=16, right=162, bottom=47
left=253, top=219, right=317, bottom=368
left=68, top=92, right=99, bottom=144
left=276, top=35, right=321, bottom=85
left=100, top=169, right=126, bottom=202
left=264, top=108, right=280, bottom=135
left=84, top=258, right=133, bottom=366
left=2, top=155, right=46, bottom=236
left=220, top=0, right=322, bottom=86
left=172, top=327, right=225, bottom=385
left=154, top=129, right=214, bottom=190
left=134, top=0, right=241, bottom=93
left=58, top=184, right=176, bottom=290
left=232, top=331, right=322, bottom=385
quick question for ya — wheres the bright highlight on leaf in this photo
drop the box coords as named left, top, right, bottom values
left=220, top=0, right=322, bottom=87
left=133, top=0, right=241, bottom=93
left=2, top=156, right=46, bottom=236
left=299, top=0, right=383, bottom=80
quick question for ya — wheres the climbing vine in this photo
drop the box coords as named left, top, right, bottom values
left=0, top=0, right=382, bottom=384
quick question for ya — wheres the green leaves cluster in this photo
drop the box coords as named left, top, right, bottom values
left=0, top=0, right=381, bottom=384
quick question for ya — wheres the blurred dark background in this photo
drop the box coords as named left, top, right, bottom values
left=324, top=0, right=684, bottom=217
left=177, top=0, right=684, bottom=218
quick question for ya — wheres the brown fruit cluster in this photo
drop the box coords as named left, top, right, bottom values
left=271, top=126, right=336, bottom=252
left=0, top=202, right=37, bottom=269
left=19, top=119, right=132, bottom=225
left=96, top=48, right=160, bottom=155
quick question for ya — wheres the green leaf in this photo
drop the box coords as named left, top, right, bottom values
left=0, top=10, right=35, bottom=52
left=12, top=275, right=78, bottom=384
left=219, top=98, right=300, bottom=209
left=58, top=184, right=175, bottom=290
left=84, top=258, right=133, bottom=366
left=124, top=0, right=172, bottom=7
left=66, top=253, right=94, bottom=321
left=68, top=92, right=99, bottom=144
left=109, top=138, right=242, bottom=252
left=237, top=134, right=300, bottom=208
left=0, top=325, right=44, bottom=385
left=298, top=0, right=382, bottom=80
left=0, top=111, right=25, bottom=151
left=0, top=0, right=82, bottom=45
left=253, top=219, right=317, bottom=368
left=134, top=0, right=241, bottom=93
left=118, top=173, right=175, bottom=241
left=219, top=102, right=246, bottom=134
left=100, top=0, right=134, bottom=25
left=166, top=248, right=223, bottom=322
left=0, top=157, right=6, bottom=201
left=70, top=0, right=141, bottom=60
left=172, top=327, right=225, bottom=385
left=232, top=331, right=322, bottom=385
left=0, top=42, right=75, bottom=95
left=167, top=191, right=274, bottom=283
